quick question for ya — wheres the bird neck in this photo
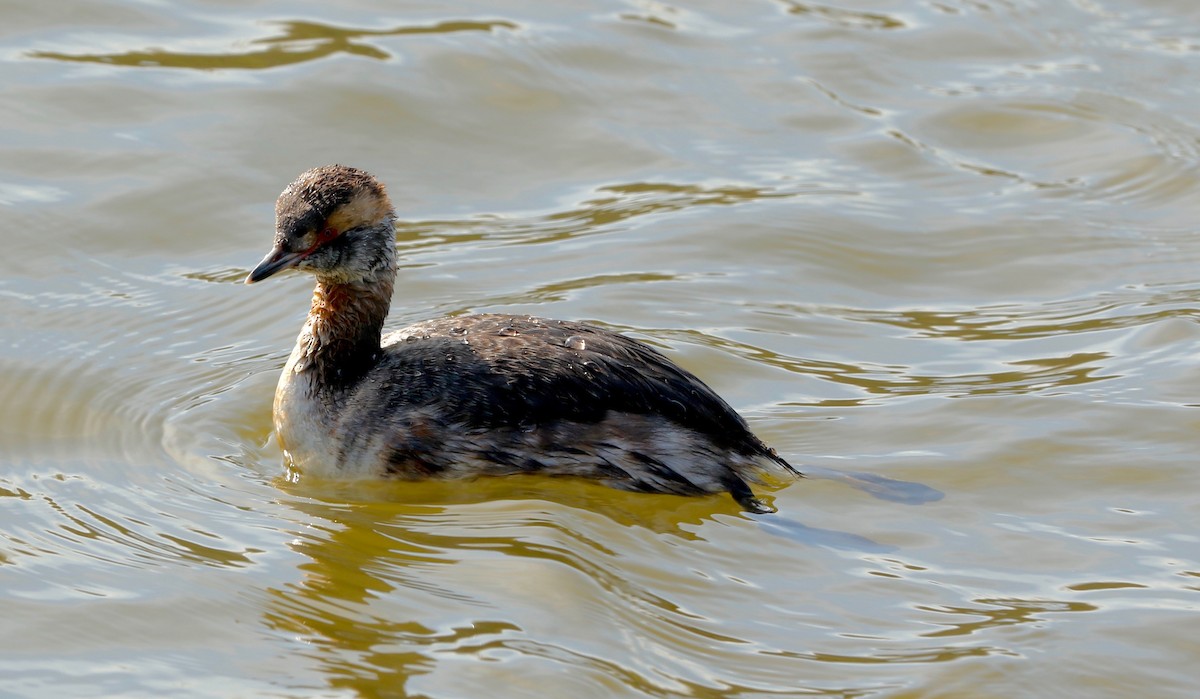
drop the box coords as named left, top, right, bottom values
left=293, top=264, right=395, bottom=392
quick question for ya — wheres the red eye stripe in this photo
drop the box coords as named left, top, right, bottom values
left=300, top=226, right=339, bottom=257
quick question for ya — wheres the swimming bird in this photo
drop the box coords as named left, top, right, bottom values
left=246, top=165, right=799, bottom=512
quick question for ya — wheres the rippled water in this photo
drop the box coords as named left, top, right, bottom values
left=3, top=1, right=1199, bottom=696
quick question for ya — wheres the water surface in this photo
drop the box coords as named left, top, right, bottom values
left=2, top=1, right=1199, bottom=697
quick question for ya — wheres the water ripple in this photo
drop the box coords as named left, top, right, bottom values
left=833, top=286, right=1200, bottom=342
left=7, top=0, right=1200, bottom=694
left=28, top=18, right=519, bottom=70
left=778, top=1, right=909, bottom=31
left=386, top=176, right=854, bottom=257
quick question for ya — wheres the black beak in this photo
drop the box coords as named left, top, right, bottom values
left=245, top=245, right=305, bottom=284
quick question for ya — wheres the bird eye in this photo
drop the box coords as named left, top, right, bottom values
left=319, top=226, right=338, bottom=242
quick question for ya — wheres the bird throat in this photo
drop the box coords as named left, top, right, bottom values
left=294, top=275, right=394, bottom=392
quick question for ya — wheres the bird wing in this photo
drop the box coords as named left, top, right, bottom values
left=374, top=314, right=782, bottom=461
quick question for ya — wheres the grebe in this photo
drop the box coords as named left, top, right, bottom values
left=246, top=165, right=799, bottom=512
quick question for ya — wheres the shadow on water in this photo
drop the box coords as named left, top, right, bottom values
left=803, top=464, right=944, bottom=506
left=750, top=464, right=942, bottom=552
left=753, top=516, right=897, bottom=553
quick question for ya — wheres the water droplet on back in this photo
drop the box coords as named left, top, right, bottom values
left=564, top=335, right=586, bottom=351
